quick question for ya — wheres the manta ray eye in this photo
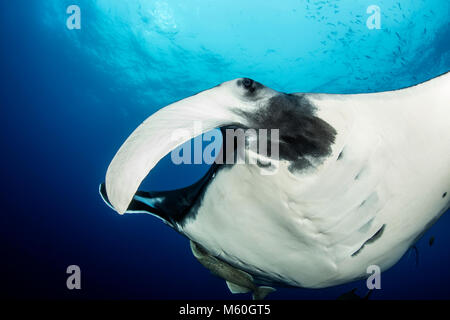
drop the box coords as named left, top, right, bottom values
left=242, top=78, right=254, bottom=89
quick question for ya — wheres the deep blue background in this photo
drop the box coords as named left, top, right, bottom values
left=1, top=0, right=449, bottom=299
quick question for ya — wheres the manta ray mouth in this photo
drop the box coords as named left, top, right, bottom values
left=105, top=84, right=244, bottom=214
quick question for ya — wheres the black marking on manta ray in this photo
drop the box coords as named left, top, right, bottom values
left=236, top=78, right=264, bottom=99
left=337, top=148, right=345, bottom=160
left=355, top=168, right=366, bottom=180
left=234, top=93, right=337, bottom=172
left=256, top=159, right=272, bottom=168
left=443, top=192, right=447, bottom=198
left=352, top=224, right=386, bottom=257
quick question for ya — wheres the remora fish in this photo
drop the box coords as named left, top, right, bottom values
left=190, top=241, right=275, bottom=300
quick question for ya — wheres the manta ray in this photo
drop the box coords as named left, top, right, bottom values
left=100, top=73, right=450, bottom=298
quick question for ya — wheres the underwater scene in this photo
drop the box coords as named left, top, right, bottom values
left=1, top=0, right=449, bottom=301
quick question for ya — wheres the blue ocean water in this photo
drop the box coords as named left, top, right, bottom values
left=0, top=0, right=449, bottom=299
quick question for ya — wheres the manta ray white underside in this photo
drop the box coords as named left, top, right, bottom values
left=102, top=73, right=450, bottom=291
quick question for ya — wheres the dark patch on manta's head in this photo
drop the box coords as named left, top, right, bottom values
left=235, top=93, right=337, bottom=171
left=443, top=192, right=447, bottom=198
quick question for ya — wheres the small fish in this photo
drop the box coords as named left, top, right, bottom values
left=429, top=236, right=435, bottom=247
left=410, top=245, right=420, bottom=267
left=337, top=288, right=373, bottom=300
left=190, top=241, right=276, bottom=300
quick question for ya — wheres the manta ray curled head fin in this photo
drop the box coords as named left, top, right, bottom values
left=104, top=78, right=337, bottom=215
